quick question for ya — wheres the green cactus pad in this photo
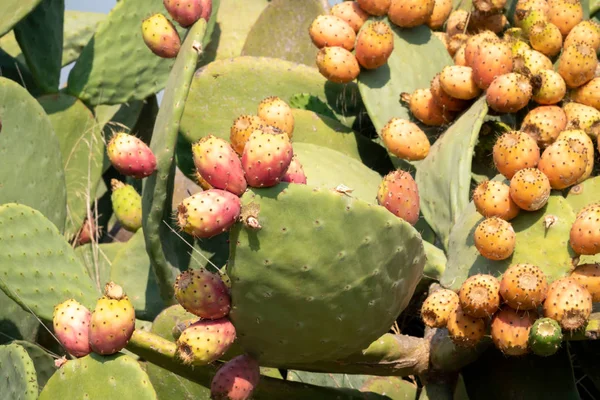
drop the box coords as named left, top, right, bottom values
left=0, top=204, right=99, bottom=320
left=288, top=93, right=338, bottom=120
left=441, top=193, right=576, bottom=290
left=228, top=183, right=426, bottom=365
left=38, top=93, right=104, bottom=238
left=0, top=77, right=66, bottom=231
left=287, top=370, right=371, bottom=389
left=62, top=11, right=106, bottom=66
left=529, top=318, right=563, bottom=357
left=241, top=0, right=325, bottom=66
left=0, top=343, right=38, bottom=399
left=13, top=341, right=56, bottom=392
left=0, top=290, right=39, bottom=345
left=0, top=31, right=23, bottom=62
left=76, top=241, right=124, bottom=290
left=0, top=0, right=42, bottom=36
left=66, top=0, right=186, bottom=105
left=39, top=353, right=157, bottom=400
left=422, top=241, right=447, bottom=283
left=14, top=0, right=63, bottom=93
left=360, top=377, right=418, bottom=399
left=415, top=97, right=489, bottom=250
left=566, top=176, right=600, bottom=214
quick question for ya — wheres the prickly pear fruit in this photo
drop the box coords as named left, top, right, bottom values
left=464, top=31, right=498, bottom=66
left=381, top=118, right=430, bottom=161
left=388, top=0, right=435, bottom=28
left=75, top=217, right=98, bottom=246
left=509, top=168, right=551, bottom=211
left=89, top=282, right=135, bottom=355
left=557, top=42, right=598, bottom=89
left=472, top=180, right=520, bottom=221
left=430, top=73, right=469, bottom=112
left=230, top=115, right=265, bottom=156
left=493, top=131, right=540, bottom=179
left=486, top=73, right=532, bottom=113
left=513, top=48, right=552, bottom=75
left=474, top=217, right=516, bottom=261
left=537, top=138, right=588, bottom=189
left=454, top=44, right=467, bottom=66
left=543, top=277, right=592, bottom=331
left=141, top=13, right=181, bottom=58
left=448, top=34, right=468, bottom=57
left=528, top=21, right=563, bottom=57
left=548, top=0, right=583, bottom=37
left=520, top=105, right=567, bottom=149
left=459, top=274, right=501, bottom=318
left=446, top=9, right=469, bottom=37
left=468, top=9, right=508, bottom=33
left=356, top=0, right=391, bottom=16
left=471, top=38, right=514, bottom=90
left=211, top=354, right=260, bottom=400
left=528, top=317, right=563, bottom=356
left=354, top=21, right=394, bottom=70
left=439, top=65, right=482, bottom=100
left=531, top=69, right=567, bottom=105
left=427, top=0, right=453, bottom=30
left=571, top=263, right=600, bottom=302
left=192, top=136, right=246, bottom=196
left=570, top=77, right=600, bottom=110
left=176, top=318, right=236, bottom=366
left=563, top=102, right=600, bottom=139
left=174, top=269, right=231, bottom=320
left=241, top=126, right=293, bottom=188
left=281, top=156, right=307, bottom=184
left=257, top=96, right=295, bottom=139
left=195, top=171, right=213, bottom=190
left=163, top=0, right=208, bottom=27
left=519, top=9, right=549, bottom=37
left=330, top=1, right=369, bottom=33
left=556, top=129, right=594, bottom=183
left=491, top=307, right=537, bottom=356
left=514, top=0, right=550, bottom=28
left=420, top=289, right=459, bottom=328
left=106, top=132, right=157, bottom=179
left=474, top=0, right=507, bottom=12
left=564, top=20, right=600, bottom=51
left=308, top=15, right=356, bottom=51
left=110, top=179, right=142, bottom=232
left=53, top=299, right=92, bottom=357
left=172, top=318, right=197, bottom=341
left=446, top=305, right=486, bottom=347
left=499, top=263, right=548, bottom=310
left=400, top=89, right=455, bottom=126
left=376, top=170, right=420, bottom=225
left=316, top=46, right=360, bottom=84
left=177, top=190, right=241, bottom=238
left=570, top=203, right=600, bottom=255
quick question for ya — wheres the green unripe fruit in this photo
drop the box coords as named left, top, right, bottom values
left=528, top=317, right=563, bottom=356
left=110, top=179, right=142, bottom=232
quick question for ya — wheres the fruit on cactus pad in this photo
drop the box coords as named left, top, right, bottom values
left=537, top=138, right=588, bottom=189
left=459, top=274, right=501, bottom=318
left=472, top=180, right=520, bottom=221
left=163, top=0, right=212, bottom=28
left=570, top=203, right=600, bottom=255
left=492, top=131, right=540, bottom=179
left=241, top=126, right=293, bottom=188
left=356, top=0, right=391, bottom=16
left=531, top=69, right=567, bottom=105
left=509, top=168, right=550, bottom=211
left=446, top=305, right=486, bottom=347
left=354, top=20, right=394, bottom=69
left=473, top=217, right=516, bottom=261
left=230, top=115, right=265, bottom=156
left=257, top=96, right=295, bottom=139
left=543, top=277, right=592, bottom=331
left=281, top=156, right=307, bottom=184
left=491, top=307, right=537, bottom=356
left=110, top=179, right=142, bottom=232
left=381, top=118, right=430, bottom=161
left=528, top=317, right=563, bottom=356
left=315, top=46, right=360, bottom=84
left=499, top=263, right=548, bottom=310
left=520, top=105, right=567, bottom=149
left=141, top=13, right=181, bottom=58
left=308, top=15, right=356, bottom=51
left=176, top=318, right=236, bottom=366
left=388, top=0, right=435, bottom=28
left=400, top=89, right=455, bottom=126
left=376, top=170, right=420, bottom=225
left=430, top=73, right=469, bottom=112
left=174, top=268, right=231, bottom=319
left=176, top=189, right=241, bottom=238
left=548, top=0, right=583, bottom=37
left=439, top=65, right=482, bottom=100
left=420, top=288, right=459, bottom=328
left=486, top=72, right=532, bottom=113
left=53, top=299, right=92, bottom=357
left=570, top=263, right=600, bottom=302
left=330, top=1, right=369, bottom=33
left=107, top=132, right=157, bottom=179
left=557, top=42, right=597, bottom=89
left=210, top=354, right=260, bottom=400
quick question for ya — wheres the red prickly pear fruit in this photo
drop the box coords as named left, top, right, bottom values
left=192, top=135, right=246, bottom=196
left=141, top=13, right=181, bottom=58
left=474, top=0, right=507, bottom=12
left=548, top=0, right=583, bottom=37
left=464, top=31, right=497, bottom=67
left=176, top=318, right=236, bottom=366
left=474, top=217, right=516, bottom=261
left=445, top=10, right=469, bottom=37
left=531, top=69, right=567, bottom=105
left=520, top=105, right=567, bottom=149
left=556, top=129, right=594, bottom=183
left=281, top=156, right=307, bottom=185
left=308, top=15, right=356, bottom=51
left=514, top=0, right=550, bottom=28
left=537, top=137, right=588, bottom=189
left=174, top=268, right=231, bottom=319
left=492, top=131, right=540, bottom=179
left=177, top=190, right=241, bottom=238
left=356, top=0, right=391, bottom=16
left=107, top=132, right=157, bottom=179
left=199, top=0, right=212, bottom=20
left=89, top=282, right=136, bottom=355
left=230, top=115, right=265, bottom=156
left=570, top=203, right=600, bottom=255
left=430, top=73, right=469, bottom=112
left=241, top=126, right=293, bottom=188
left=53, top=299, right=92, bottom=357
left=486, top=72, right=532, bottom=113
left=420, top=288, right=459, bottom=328
left=528, top=21, right=563, bottom=57
left=557, top=42, right=598, bottom=89
left=570, top=77, right=600, bottom=110
left=543, top=277, right=592, bottom=331
left=571, top=263, right=600, bottom=302
left=330, top=1, right=369, bottom=33
left=509, top=168, right=551, bottom=211
left=75, top=218, right=98, bottom=246
left=163, top=0, right=208, bottom=28
left=471, top=38, right=514, bottom=90
left=400, top=89, right=455, bottom=126
left=439, top=65, right=482, bottom=100
left=459, top=274, right=501, bottom=318
left=354, top=21, right=394, bottom=70
left=111, top=179, right=143, bottom=232
left=376, top=170, right=420, bottom=225
left=499, top=263, right=549, bottom=310
left=472, top=180, right=520, bottom=221
left=257, top=96, right=294, bottom=139
left=427, top=0, right=453, bottom=30
left=564, top=20, right=600, bottom=52
left=210, top=354, right=260, bottom=400
left=315, top=46, right=360, bottom=84
left=446, top=305, right=486, bottom=347
left=491, top=307, right=537, bottom=356
left=381, top=118, right=430, bottom=161
left=388, top=0, right=435, bottom=28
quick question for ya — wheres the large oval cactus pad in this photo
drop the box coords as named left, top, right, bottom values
left=228, top=184, right=426, bottom=365
left=0, top=343, right=38, bottom=400
left=0, top=0, right=42, bottom=36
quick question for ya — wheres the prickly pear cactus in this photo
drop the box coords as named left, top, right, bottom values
left=0, top=343, right=38, bottom=400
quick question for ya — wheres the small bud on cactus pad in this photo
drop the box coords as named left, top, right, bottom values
left=257, top=96, right=295, bottom=139
left=528, top=317, right=563, bottom=356
left=110, top=179, right=142, bottom=232
left=106, top=132, right=157, bottom=179
left=472, top=180, right=520, bottom=221
left=376, top=170, right=420, bottom=225
left=446, top=305, right=486, bottom=347
left=473, top=217, right=516, bottom=261
left=520, top=105, right=567, bottom=149
left=537, top=138, right=588, bottom=189
left=354, top=21, right=394, bottom=70
left=230, top=115, right=265, bottom=156
left=281, top=156, right=307, bottom=184
left=543, top=277, right=592, bottom=331
left=356, top=0, right=391, bottom=16
left=316, top=46, right=360, bottom=84
left=486, top=72, right=532, bottom=113
left=89, top=282, right=135, bottom=355
left=308, top=15, right=356, bottom=51
left=163, top=0, right=211, bottom=28
left=499, top=263, right=548, bottom=310
left=141, top=13, right=181, bottom=58
left=509, top=168, right=551, bottom=211
left=241, top=126, right=293, bottom=188
left=53, top=299, right=92, bottom=357
left=176, top=190, right=241, bottom=239
left=381, top=118, right=430, bottom=161
left=570, top=203, right=600, bottom=255
left=174, top=268, right=231, bottom=319
left=570, top=263, right=600, bottom=302
left=192, top=135, right=247, bottom=196
left=176, top=318, right=236, bottom=366
left=210, top=354, right=260, bottom=400
left=388, top=0, right=435, bottom=28
left=420, top=288, right=459, bottom=328
left=491, top=307, right=537, bottom=356
left=400, top=89, right=455, bottom=126
left=459, top=274, right=501, bottom=318
left=331, top=1, right=369, bottom=33
left=439, top=65, right=481, bottom=100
